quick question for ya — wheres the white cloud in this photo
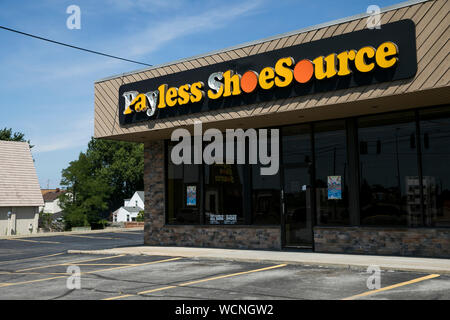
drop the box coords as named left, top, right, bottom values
left=33, top=136, right=88, bottom=153
left=124, top=0, right=263, bottom=57
left=33, top=58, right=123, bottom=82
left=1, top=0, right=264, bottom=86
left=32, top=115, right=93, bottom=153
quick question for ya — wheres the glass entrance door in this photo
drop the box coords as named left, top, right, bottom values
left=281, top=125, right=313, bottom=248
left=283, top=165, right=313, bottom=247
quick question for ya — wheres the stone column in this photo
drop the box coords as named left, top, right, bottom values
left=143, top=140, right=165, bottom=245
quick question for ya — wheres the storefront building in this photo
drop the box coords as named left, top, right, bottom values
left=94, top=0, right=450, bottom=258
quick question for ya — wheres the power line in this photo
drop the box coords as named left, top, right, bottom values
left=0, top=25, right=152, bottom=67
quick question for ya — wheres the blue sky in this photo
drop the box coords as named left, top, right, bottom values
left=0, top=0, right=402, bottom=188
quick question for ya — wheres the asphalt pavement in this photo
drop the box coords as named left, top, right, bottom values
left=0, top=229, right=449, bottom=300
left=0, top=229, right=144, bottom=263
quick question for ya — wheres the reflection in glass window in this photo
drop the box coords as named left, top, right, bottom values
left=167, top=143, right=201, bottom=224
left=205, top=164, right=244, bottom=225
left=420, top=106, right=450, bottom=227
left=314, top=121, right=349, bottom=225
left=358, top=112, right=418, bottom=226
left=204, top=140, right=244, bottom=225
left=252, top=131, right=281, bottom=225
left=281, top=125, right=313, bottom=246
left=282, top=125, right=312, bottom=165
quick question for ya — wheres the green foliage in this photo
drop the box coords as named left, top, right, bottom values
left=0, top=127, right=33, bottom=147
left=136, top=210, right=145, bottom=222
left=38, top=211, right=52, bottom=229
left=63, top=206, right=89, bottom=230
left=60, top=137, right=143, bottom=230
left=98, top=219, right=109, bottom=229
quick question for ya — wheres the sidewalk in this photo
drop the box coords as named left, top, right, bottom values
left=0, top=227, right=144, bottom=239
left=68, top=245, right=450, bottom=275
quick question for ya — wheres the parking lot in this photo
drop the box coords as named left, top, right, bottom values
left=0, top=230, right=449, bottom=300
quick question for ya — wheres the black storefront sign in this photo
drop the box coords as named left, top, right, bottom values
left=118, top=19, right=417, bottom=125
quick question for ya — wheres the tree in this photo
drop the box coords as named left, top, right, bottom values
left=136, top=210, right=145, bottom=222
left=85, top=138, right=144, bottom=211
left=38, top=211, right=52, bottom=230
left=60, top=137, right=144, bottom=230
left=0, top=128, right=33, bottom=147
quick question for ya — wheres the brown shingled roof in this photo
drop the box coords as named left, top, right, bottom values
left=42, top=189, right=66, bottom=202
left=41, top=189, right=58, bottom=196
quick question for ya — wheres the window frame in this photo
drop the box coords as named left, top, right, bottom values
left=163, top=104, right=450, bottom=229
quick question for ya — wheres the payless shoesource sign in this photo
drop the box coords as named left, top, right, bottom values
left=118, top=20, right=417, bottom=125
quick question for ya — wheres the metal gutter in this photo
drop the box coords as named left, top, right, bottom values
left=94, top=0, right=429, bottom=84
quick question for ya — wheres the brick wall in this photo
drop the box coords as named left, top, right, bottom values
left=143, top=140, right=281, bottom=250
left=314, top=226, right=450, bottom=258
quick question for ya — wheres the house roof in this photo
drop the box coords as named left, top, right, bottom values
left=0, top=141, right=44, bottom=206
left=123, top=206, right=143, bottom=213
left=136, top=191, right=144, bottom=201
left=41, top=189, right=58, bottom=196
left=42, top=189, right=66, bottom=202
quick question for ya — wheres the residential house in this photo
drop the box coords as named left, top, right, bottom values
left=0, top=141, right=44, bottom=235
left=112, top=191, right=144, bottom=222
left=40, top=188, right=65, bottom=214
left=39, top=188, right=66, bottom=224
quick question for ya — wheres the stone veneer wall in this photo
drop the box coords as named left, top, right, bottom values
left=143, top=140, right=281, bottom=250
left=314, top=227, right=450, bottom=258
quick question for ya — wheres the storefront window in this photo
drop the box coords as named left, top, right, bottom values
left=314, top=121, right=349, bottom=225
left=358, top=112, right=418, bottom=226
left=167, top=143, right=201, bottom=224
left=252, top=131, right=281, bottom=225
left=165, top=107, right=450, bottom=229
left=419, top=106, right=450, bottom=227
left=204, top=139, right=245, bottom=225
left=204, top=163, right=245, bottom=225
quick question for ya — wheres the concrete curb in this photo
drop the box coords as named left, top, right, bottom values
left=67, top=248, right=450, bottom=275
left=0, top=227, right=143, bottom=239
